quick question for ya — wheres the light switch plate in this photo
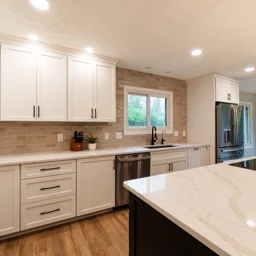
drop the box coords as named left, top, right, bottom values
left=57, top=134, right=63, bottom=142
left=182, top=131, right=186, bottom=137
left=174, top=131, right=179, bottom=137
left=104, top=133, right=109, bottom=140
left=116, top=132, right=122, bottom=140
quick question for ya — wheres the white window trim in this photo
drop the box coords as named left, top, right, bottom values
left=240, top=101, right=253, bottom=149
left=124, top=85, right=173, bottom=135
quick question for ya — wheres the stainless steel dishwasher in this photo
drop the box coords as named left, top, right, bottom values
left=115, top=152, right=150, bottom=207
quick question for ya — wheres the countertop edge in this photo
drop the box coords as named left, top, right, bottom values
left=0, top=143, right=208, bottom=167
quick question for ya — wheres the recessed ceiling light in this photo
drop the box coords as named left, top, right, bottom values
left=245, top=67, right=255, bottom=73
left=191, top=49, right=203, bottom=56
left=86, top=47, right=94, bottom=53
left=145, top=66, right=151, bottom=70
left=165, top=71, right=171, bottom=74
left=30, top=0, right=50, bottom=10
left=28, top=34, right=38, bottom=41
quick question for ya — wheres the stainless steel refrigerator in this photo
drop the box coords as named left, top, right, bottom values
left=216, top=103, right=244, bottom=163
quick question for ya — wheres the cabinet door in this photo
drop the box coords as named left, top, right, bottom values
left=77, top=157, right=115, bottom=216
left=0, top=165, right=20, bottom=236
left=94, top=63, right=116, bottom=122
left=37, top=51, right=67, bottom=121
left=68, top=57, right=94, bottom=121
left=151, top=159, right=170, bottom=176
left=203, top=146, right=210, bottom=166
left=227, top=81, right=239, bottom=104
left=215, top=78, right=228, bottom=103
left=1, top=44, right=37, bottom=121
left=187, top=148, right=203, bottom=169
left=172, top=159, right=187, bottom=172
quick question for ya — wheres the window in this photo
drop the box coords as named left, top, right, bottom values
left=240, top=102, right=253, bottom=148
left=124, top=86, right=173, bottom=135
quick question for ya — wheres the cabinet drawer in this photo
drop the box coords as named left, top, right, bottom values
left=21, top=173, right=76, bottom=204
left=21, top=195, right=76, bottom=231
left=151, top=149, right=187, bottom=161
left=21, top=160, right=76, bottom=179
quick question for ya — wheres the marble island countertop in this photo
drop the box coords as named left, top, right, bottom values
left=124, top=160, right=256, bottom=256
left=0, top=143, right=206, bottom=166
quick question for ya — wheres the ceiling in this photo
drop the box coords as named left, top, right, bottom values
left=1, top=0, right=256, bottom=80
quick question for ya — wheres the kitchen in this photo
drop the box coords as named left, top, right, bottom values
left=0, top=0, right=256, bottom=255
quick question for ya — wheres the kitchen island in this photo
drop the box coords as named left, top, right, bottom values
left=124, top=160, right=256, bottom=256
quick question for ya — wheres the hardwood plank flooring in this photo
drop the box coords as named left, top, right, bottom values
left=0, top=208, right=129, bottom=256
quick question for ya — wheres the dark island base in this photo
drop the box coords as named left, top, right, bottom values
left=129, top=193, right=218, bottom=256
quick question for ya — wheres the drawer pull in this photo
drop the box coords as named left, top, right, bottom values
left=40, top=185, right=60, bottom=191
left=40, top=167, right=61, bottom=172
left=40, top=208, right=60, bottom=215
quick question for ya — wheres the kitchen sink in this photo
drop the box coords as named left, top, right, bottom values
left=144, top=145, right=178, bottom=149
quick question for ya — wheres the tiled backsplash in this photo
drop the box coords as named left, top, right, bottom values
left=0, top=68, right=187, bottom=155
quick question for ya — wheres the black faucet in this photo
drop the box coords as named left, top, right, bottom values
left=161, top=130, right=166, bottom=145
left=151, top=126, right=158, bottom=145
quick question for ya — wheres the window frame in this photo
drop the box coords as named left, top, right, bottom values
left=124, top=85, right=173, bottom=135
left=240, top=101, right=253, bottom=149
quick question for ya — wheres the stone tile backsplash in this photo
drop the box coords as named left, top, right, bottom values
left=0, top=68, right=187, bottom=155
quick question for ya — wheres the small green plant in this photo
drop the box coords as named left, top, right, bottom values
left=84, top=133, right=98, bottom=144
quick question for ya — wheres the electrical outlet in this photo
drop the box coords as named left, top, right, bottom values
left=174, top=131, right=179, bottom=137
left=182, top=131, right=186, bottom=137
left=116, top=132, right=122, bottom=140
left=104, top=132, right=109, bottom=140
left=57, top=134, right=63, bottom=142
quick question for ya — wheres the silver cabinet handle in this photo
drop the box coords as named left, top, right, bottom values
left=95, top=109, right=97, bottom=119
left=33, top=106, right=36, bottom=118
left=40, top=208, right=60, bottom=215
left=228, top=93, right=231, bottom=100
left=171, top=163, right=173, bottom=171
left=192, top=148, right=200, bottom=151
left=91, top=108, right=93, bottom=119
left=168, top=163, right=171, bottom=172
left=38, top=106, right=40, bottom=118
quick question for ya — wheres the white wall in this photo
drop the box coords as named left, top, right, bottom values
left=240, top=77, right=256, bottom=93
left=239, top=91, right=256, bottom=157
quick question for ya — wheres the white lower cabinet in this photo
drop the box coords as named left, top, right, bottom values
left=187, top=147, right=203, bottom=169
left=21, top=173, right=76, bottom=204
left=151, top=159, right=171, bottom=176
left=203, top=146, right=211, bottom=166
left=0, top=165, right=20, bottom=236
left=77, top=157, right=115, bottom=216
left=21, top=195, right=76, bottom=231
left=172, top=159, right=187, bottom=172
left=151, top=150, right=187, bottom=176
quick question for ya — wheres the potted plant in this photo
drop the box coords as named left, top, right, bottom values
left=85, top=133, right=98, bottom=151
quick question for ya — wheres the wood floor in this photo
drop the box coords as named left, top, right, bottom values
left=0, top=208, right=129, bottom=256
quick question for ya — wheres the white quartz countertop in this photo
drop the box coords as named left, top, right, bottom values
left=0, top=143, right=205, bottom=166
left=124, top=160, right=256, bottom=256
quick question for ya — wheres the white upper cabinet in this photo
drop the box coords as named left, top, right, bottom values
left=94, top=62, right=116, bottom=122
left=37, top=51, right=67, bottom=121
left=0, top=43, right=116, bottom=122
left=68, top=57, right=94, bottom=122
left=68, top=58, right=116, bottom=122
left=227, top=81, right=239, bottom=104
left=215, top=77, right=239, bottom=104
left=1, top=44, right=37, bottom=121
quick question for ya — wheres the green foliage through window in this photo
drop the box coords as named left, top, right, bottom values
left=128, top=93, right=167, bottom=128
